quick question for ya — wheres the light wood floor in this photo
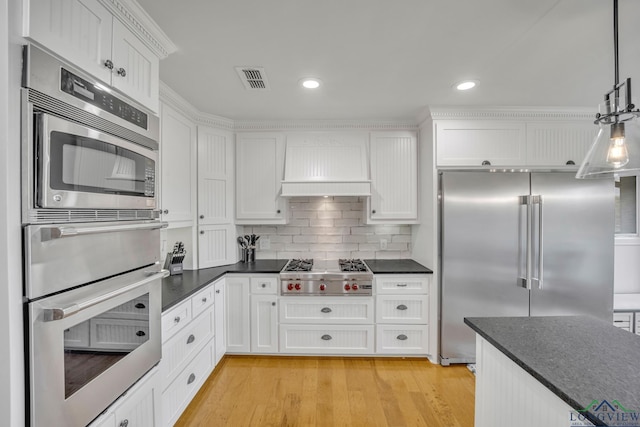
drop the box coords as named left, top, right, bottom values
left=176, top=356, right=475, bottom=427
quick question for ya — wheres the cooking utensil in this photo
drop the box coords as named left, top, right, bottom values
left=237, top=236, right=246, bottom=248
left=244, top=235, right=251, bottom=246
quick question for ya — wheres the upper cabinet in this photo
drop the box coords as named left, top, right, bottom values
left=235, top=133, right=288, bottom=224
left=159, top=103, right=196, bottom=227
left=23, top=0, right=169, bottom=113
left=434, top=115, right=597, bottom=168
left=367, top=131, right=418, bottom=224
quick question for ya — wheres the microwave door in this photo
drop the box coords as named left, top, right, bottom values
left=36, top=112, right=157, bottom=210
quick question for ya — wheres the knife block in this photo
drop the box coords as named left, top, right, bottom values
left=163, top=252, right=184, bottom=275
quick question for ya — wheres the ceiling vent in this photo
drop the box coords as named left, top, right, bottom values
left=235, top=67, right=270, bottom=90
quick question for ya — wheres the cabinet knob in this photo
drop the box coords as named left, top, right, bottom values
left=119, top=420, right=129, bottom=427
left=566, top=160, right=576, bottom=165
left=187, top=334, right=196, bottom=344
left=200, top=215, right=205, bottom=219
left=261, top=283, right=267, bottom=288
left=174, top=316, right=181, bottom=324
left=163, top=209, right=169, bottom=214
left=276, top=209, right=281, bottom=214
left=200, top=230, right=205, bottom=235
left=104, top=59, right=114, bottom=70
left=396, top=334, right=408, bottom=341
left=271, top=302, right=276, bottom=306
left=187, top=373, right=196, bottom=385
left=117, top=67, right=127, bottom=77
left=216, top=289, right=220, bottom=294
left=202, top=297, right=207, bottom=303
left=321, top=334, right=332, bottom=341
left=372, top=210, right=376, bottom=214
left=481, top=160, right=491, bottom=166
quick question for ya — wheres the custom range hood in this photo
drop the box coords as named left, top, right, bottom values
left=281, top=133, right=371, bottom=197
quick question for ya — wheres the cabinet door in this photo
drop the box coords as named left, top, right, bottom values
left=250, top=295, right=279, bottom=353
left=198, top=224, right=236, bottom=268
left=435, top=120, right=527, bottom=167
left=197, top=126, right=234, bottom=225
left=525, top=122, right=597, bottom=166
left=23, top=0, right=114, bottom=83
left=160, top=104, right=196, bottom=226
left=235, top=133, right=287, bottom=223
left=225, top=276, right=250, bottom=353
left=114, top=368, right=160, bottom=427
left=111, top=19, right=160, bottom=112
left=214, top=280, right=226, bottom=364
left=368, top=131, right=418, bottom=223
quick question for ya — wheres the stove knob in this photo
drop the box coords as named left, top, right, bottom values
left=294, top=283, right=301, bottom=291
left=287, top=283, right=294, bottom=291
left=344, top=284, right=351, bottom=291
left=352, top=284, right=359, bottom=291
left=319, top=284, right=326, bottom=291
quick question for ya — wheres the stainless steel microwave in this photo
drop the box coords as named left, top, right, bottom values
left=22, top=44, right=160, bottom=224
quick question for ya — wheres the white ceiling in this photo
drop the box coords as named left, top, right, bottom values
left=137, top=0, right=640, bottom=122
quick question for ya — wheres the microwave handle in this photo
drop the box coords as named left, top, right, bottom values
left=50, top=221, right=168, bottom=239
left=44, top=270, right=169, bottom=321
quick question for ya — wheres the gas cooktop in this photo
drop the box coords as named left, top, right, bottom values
left=280, top=258, right=373, bottom=295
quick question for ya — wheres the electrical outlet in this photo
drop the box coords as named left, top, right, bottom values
left=260, top=237, right=271, bottom=250
left=380, top=239, right=388, bottom=250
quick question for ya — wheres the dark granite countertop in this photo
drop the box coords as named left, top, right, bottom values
left=162, top=259, right=288, bottom=311
left=465, top=316, right=640, bottom=427
left=364, top=259, right=432, bottom=274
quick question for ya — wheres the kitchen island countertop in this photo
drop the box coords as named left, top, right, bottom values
left=465, top=316, right=640, bottom=426
left=162, top=259, right=288, bottom=311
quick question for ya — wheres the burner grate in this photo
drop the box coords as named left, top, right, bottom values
left=284, top=259, right=313, bottom=272
left=339, top=259, right=368, bottom=272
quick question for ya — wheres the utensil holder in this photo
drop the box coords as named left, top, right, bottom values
left=163, top=252, right=184, bottom=275
left=242, top=247, right=255, bottom=263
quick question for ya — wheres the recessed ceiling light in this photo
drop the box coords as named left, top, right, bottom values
left=300, top=78, right=321, bottom=89
left=455, top=80, right=478, bottom=91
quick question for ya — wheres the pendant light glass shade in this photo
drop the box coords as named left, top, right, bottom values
left=576, top=114, right=640, bottom=178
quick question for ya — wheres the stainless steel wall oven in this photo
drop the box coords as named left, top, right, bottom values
left=22, top=44, right=167, bottom=427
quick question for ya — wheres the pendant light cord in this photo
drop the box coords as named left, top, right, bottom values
left=614, top=0, right=619, bottom=87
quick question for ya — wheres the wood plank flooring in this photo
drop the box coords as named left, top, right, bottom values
left=176, top=356, right=475, bottom=427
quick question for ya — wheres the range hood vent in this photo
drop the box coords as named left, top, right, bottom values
left=235, top=66, right=270, bottom=90
left=281, top=133, right=371, bottom=197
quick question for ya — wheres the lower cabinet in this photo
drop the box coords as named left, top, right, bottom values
left=225, top=276, right=251, bottom=353
left=214, top=279, right=226, bottom=364
left=159, top=281, right=219, bottom=426
left=613, top=311, right=640, bottom=335
left=89, top=367, right=161, bottom=427
left=250, top=294, right=278, bottom=353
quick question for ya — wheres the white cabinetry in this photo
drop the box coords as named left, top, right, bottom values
left=251, top=295, right=278, bottom=353
left=159, top=103, right=196, bottom=227
left=435, top=119, right=597, bottom=168
left=159, top=284, right=217, bottom=426
left=89, top=367, right=160, bottom=427
left=613, top=312, right=633, bottom=332
left=375, top=275, right=430, bottom=355
left=279, top=297, right=374, bottom=354
left=198, top=126, right=236, bottom=268
left=235, top=133, right=288, bottom=224
left=23, top=0, right=160, bottom=112
left=367, top=131, right=418, bottom=224
left=214, top=280, right=226, bottom=364
left=225, top=276, right=251, bottom=353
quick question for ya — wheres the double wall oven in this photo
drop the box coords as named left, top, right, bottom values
left=22, top=45, right=166, bottom=427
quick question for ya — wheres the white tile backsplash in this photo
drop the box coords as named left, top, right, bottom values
left=243, top=197, right=411, bottom=260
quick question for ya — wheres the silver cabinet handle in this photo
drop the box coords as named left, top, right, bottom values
left=397, top=334, right=408, bottom=341
left=117, top=67, right=127, bottom=77
left=396, top=304, right=408, bottom=311
left=50, top=221, right=168, bottom=239
left=321, top=334, right=332, bottom=341
left=320, top=307, right=332, bottom=313
left=187, top=334, right=195, bottom=344
left=119, top=420, right=128, bottom=427
left=44, top=270, right=169, bottom=321
left=187, top=373, right=196, bottom=385
left=174, top=316, right=181, bottom=324
left=163, top=209, right=169, bottom=214
left=135, top=330, right=146, bottom=337
left=104, top=59, right=114, bottom=70
left=202, top=297, right=208, bottom=303
left=216, top=289, right=220, bottom=294
left=396, top=283, right=407, bottom=287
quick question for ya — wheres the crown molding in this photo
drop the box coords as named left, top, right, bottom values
left=99, top=0, right=177, bottom=59
left=232, top=120, right=418, bottom=131
left=429, top=106, right=595, bottom=121
left=195, top=113, right=235, bottom=132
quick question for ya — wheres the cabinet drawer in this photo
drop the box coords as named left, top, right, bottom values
left=376, top=295, right=429, bottom=324
left=162, top=341, right=215, bottom=426
left=250, top=276, right=279, bottom=294
left=279, top=325, right=374, bottom=354
left=97, top=296, right=150, bottom=320
left=613, top=312, right=633, bottom=332
left=90, top=319, right=149, bottom=350
left=162, top=299, right=192, bottom=341
left=376, top=325, right=429, bottom=354
left=191, top=285, right=214, bottom=319
left=375, top=276, right=429, bottom=294
left=279, top=297, right=373, bottom=324
left=160, top=307, right=214, bottom=390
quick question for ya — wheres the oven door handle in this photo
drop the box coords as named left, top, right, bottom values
left=50, top=221, right=168, bottom=239
left=44, top=270, right=169, bottom=321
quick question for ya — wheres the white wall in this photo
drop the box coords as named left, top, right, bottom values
left=614, top=240, right=640, bottom=293
left=1, top=0, right=26, bottom=425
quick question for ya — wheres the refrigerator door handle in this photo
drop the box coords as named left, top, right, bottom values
left=519, top=195, right=532, bottom=289
left=533, top=195, right=544, bottom=289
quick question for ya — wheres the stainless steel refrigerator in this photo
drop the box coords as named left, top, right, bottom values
left=439, top=171, right=614, bottom=365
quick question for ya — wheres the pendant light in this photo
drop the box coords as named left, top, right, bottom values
left=576, top=0, right=640, bottom=179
